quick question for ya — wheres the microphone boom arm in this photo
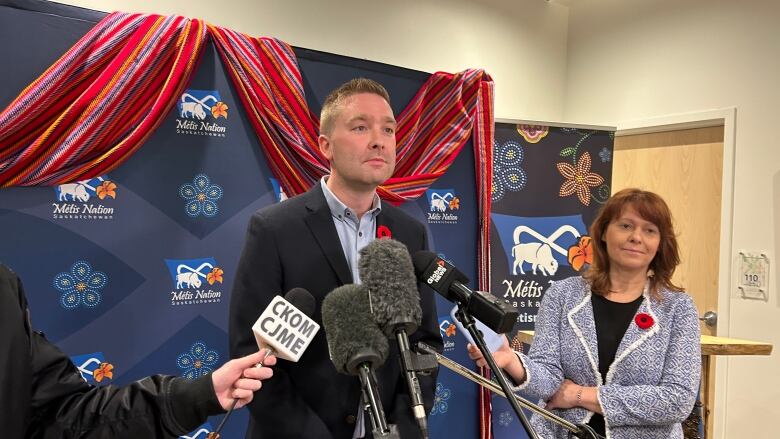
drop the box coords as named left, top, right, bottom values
left=415, top=342, right=604, bottom=439
left=452, top=306, right=540, bottom=439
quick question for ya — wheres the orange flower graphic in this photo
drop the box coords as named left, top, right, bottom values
left=211, top=102, right=228, bottom=119
left=93, top=362, right=114, bottom=382
left=557, top=152, right=604, bottom=206
left=96, top=181, right=117, bottom=200
left=449, top=197, right=460, bottom=210
left=207, top=267, right=224, bottom=285
left=567, top=236, right=593, bottom=271
left=445, top=324, right=457, bottom=337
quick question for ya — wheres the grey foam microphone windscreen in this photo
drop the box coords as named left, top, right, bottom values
left=321, top=284, right=389, bottom=375
left=358, top=238, right=422, bottom=335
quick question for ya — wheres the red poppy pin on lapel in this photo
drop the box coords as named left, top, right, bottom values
left=635, top=313, right=654, bottom=329
left=377, top=225, right=392, bottom=239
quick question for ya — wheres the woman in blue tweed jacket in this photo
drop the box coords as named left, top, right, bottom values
left=470, top=188, right=701, bottom=439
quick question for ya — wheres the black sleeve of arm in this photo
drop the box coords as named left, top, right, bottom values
left=24, top=289, right=221, bottom=437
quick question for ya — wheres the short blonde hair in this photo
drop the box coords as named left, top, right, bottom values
left=319, top=78, right=391, bottom=135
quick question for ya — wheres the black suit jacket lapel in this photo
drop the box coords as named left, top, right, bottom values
left=302, top=184, right=353, bottom=285
left=376, top=210, right=393, bottom=238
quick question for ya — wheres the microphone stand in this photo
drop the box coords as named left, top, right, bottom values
left=358, top=363, right=400, bottom=438
left=454, top=306, right=541, bottom=439
left=416, top=342, right=604, bottom=439
left=393, top=326, right=438, bottom=439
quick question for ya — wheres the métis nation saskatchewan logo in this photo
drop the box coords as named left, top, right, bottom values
left=438, top=316, right=457, bottom=353
left=70, top=352, right=114, bottom=385
left=179, top=422, right=215, bottom=439
left=164, top=258, right=224, bottom=306
left=425, top=188, right=461, bottom=224
left=492, top=213, right=591, bottom=324
left=176, top=89, right=228, bottom=137
left=52, top=175, right=117, bottom=220
left=269, top=177, right=288, bottom=203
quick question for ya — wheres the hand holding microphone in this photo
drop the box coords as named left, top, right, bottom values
left=211, top=350, right=277, bottom=410
left=212, top=287, right=318, bottom=438
left=412, top=251, right=539, bottom=439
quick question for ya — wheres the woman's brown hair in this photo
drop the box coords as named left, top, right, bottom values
left=584, top=188, right=683, bottom=299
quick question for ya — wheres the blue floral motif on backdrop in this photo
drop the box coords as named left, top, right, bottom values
left=179, top=174, right=223, bottom=218
left=53, top=261, right=107, bottom=309
left=599, top=146, right=612, bottom=163
left=498, top=411, right=514, bottom=427
left=492, top=140, right=528, bottom=202
left=177, top=342, right=219, bottom=379
left=430, top=382, right=452, bottom=416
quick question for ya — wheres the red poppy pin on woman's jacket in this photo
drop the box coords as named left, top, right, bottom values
left=635, top=313, right=654, bottom=329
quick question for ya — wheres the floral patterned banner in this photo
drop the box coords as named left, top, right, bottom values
left=489, top=123, right=614, bottom=439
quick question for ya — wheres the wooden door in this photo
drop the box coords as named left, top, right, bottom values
left=612, top=125, right=724, bottom=437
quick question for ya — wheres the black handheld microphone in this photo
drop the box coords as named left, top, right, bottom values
left=212, top=288, right=317, bottom=438
left=359, top=238, right=432, bottom=439
left=414, top=250, right=538, bottom=439
left=412, top=251, right=518, bottom=334
left=322, top=284, right=398, bottom=438
left=412, top=252, right=539, bottom=439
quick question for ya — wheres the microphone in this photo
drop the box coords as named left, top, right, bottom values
left=359, top=238, right=432, bottom=439
left=412, top=251, right=518, bottom=334
left=212, top=288, right=318, bottom=439
left=251, top=287, right=319, bottom=362
left=412, top=253, right=539, bottom=439
left=321, top=284, right=399, bottom=438
left=358, top=238, right=421, bottom=334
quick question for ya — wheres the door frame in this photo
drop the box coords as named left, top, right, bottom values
left=615, top=107, right=737, bottom=439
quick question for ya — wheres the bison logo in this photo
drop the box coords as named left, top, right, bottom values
left=492, top=213, right=588, bottom=277
left=178, top=90, right=227, bottom=120
left=164, top=258, right=224, bottom=290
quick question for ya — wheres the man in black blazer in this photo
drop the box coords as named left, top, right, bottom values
left=229, top=78, right=442, bottom=438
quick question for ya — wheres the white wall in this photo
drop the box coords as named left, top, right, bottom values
left=563, top=1, right=780, bottom=438
left=55, top=0, right=569, bottom=121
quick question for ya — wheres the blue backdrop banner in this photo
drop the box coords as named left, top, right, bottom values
left=0, top=1, right=483, bottom=437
